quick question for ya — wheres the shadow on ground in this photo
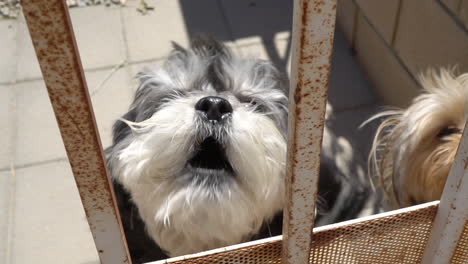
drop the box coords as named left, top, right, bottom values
left=179, top=0, right=293, bottom=73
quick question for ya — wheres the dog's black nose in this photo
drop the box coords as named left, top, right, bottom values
left=195, top=96, right=233, bottom=122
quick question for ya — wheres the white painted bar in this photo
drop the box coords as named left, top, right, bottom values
left=281, top=0, right=337, bottom=263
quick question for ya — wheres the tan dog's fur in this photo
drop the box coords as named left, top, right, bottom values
left=368, top=69, right=467, bottom=209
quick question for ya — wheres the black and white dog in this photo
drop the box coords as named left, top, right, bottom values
left=106, top=35, right=381, bottom=263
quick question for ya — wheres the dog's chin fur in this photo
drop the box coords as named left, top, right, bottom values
left=369, top=69, right=468, bottom=208
left=107, top=35, right=288, bottom=257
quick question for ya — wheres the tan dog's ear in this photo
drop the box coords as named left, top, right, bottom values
left=366, top=111, right=403, bottom=209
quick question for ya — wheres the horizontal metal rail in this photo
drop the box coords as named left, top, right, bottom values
left=21, top=0, right=131, bottom=263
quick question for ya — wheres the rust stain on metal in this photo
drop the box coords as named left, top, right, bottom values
left=282, top=0, right=337, bottom=264
left=21, top=0, right=131, bottom=263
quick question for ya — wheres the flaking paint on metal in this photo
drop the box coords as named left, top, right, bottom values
left=21, top=0, right=131, bottom=263
left=282, top=0, right=337, bottom=263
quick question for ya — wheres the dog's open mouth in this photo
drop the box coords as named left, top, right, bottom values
left=188, top=137, right=234, bottom=172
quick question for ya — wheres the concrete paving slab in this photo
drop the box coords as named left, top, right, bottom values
left=14, top=65, right=135, bottom=166
left=220, top=0, right=292, bottom=45
left=122, top=0, right=189, bottom=62
left=15, top=80, right=67, bottom=166
left=16, top=5, right=126, bottom=82
left=236, top=36, right=291, bottom=76
left=69, top=5, right=126, bottom=71
left=177, top=0, right=233, bottom=42
left=11, top=161, right=99, bottom=264
left=329, top=29, right=378, bottom=111
left=123, top=0, right=235, bottom=63
left=15, top=13, right=42, bottom=82
left=0, top=170, right=12, bottom=264
left=0, top=19, right=17, bottom=84
left=122, top=1, right=184, bottom=62
left=0, top=85, right=13, bottom=170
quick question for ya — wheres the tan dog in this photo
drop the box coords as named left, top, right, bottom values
left=368, top=69, right=467, bottom=209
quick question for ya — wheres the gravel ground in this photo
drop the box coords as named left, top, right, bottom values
left=0, top=0, right=20, bottom=18
left=0, top=0, right=152, bottom=19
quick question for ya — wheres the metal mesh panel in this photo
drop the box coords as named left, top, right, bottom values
left=309, top=203, right=437, bottom=263
left=152, top=203, right=447, bottom=264
left=452, top=224, right=468, bottom=264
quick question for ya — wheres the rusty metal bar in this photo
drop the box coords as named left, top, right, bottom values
left=421, top=122, right=468, bottom=264
left=282, top=0, right=337, bottom=264
left=21, top=1, right=131, bottom=263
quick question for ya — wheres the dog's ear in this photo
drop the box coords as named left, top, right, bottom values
left=171, top=41, right=188, bottom=55
left=168, top=41, right=190, bottom=64
left=190, top=33, right=231, bottom=59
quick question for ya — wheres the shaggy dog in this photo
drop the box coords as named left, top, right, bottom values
left=106, top=35, right=381, bottom=263
left=368, top=69, right=467, bottom=209
left=107, top=35, right=287, bottom=262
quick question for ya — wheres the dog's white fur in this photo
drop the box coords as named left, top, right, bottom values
left=368, top=69, right=468, bottom=208
left=109, top=101, right=285, bottom=256
left=107, top=37, right=288, bottom=256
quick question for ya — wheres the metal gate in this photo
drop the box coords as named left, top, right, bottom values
left=21, top=0, right=468, bottom=263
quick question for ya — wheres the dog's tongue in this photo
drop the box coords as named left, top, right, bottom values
left=189, top=137, right=233, bottom=171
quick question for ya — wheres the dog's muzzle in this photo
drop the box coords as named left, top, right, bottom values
left=188, top=96, right=234, bottom=175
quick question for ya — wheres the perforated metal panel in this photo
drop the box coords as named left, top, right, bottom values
left=309, top=203, right=438, bottom=263
left=452, top=224, right=468, bottom=264
left=150, top=202, right=445, bottom=264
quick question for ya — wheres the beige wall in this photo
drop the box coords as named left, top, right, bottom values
left=337, top=0, right=468, bottom=107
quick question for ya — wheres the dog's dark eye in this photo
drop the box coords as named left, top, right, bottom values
left=253, top=103, right=269, bottom=113
left=437, top=126, right=462, bottom=138
left=239, top=97, right=256, bottom=107
left=239, top=96, right=269, bottom=113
